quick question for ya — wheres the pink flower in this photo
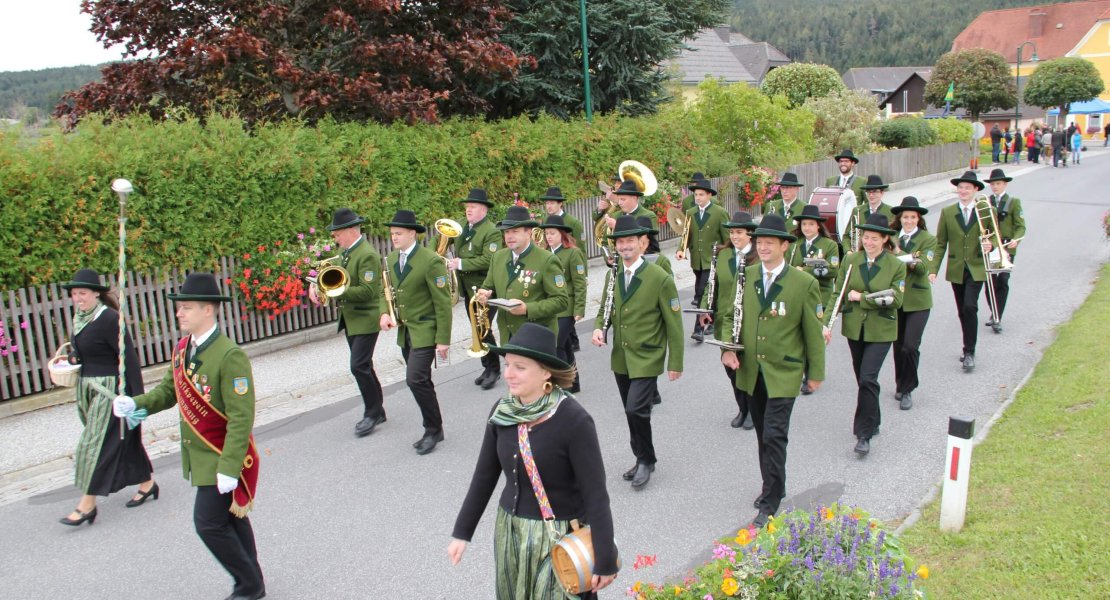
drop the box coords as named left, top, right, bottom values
left=323, top=245, right=332, bottom=251
left=297, top=233, right=305, bottom=240
left=309, top=227, right=316, bottom=234
left=19, top=321, right=28, bottom=329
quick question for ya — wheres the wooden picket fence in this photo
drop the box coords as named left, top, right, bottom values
left=0, top=143, right=969, bottom=403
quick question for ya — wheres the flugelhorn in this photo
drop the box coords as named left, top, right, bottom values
left=306, top=256, right=349, bottom=307
left=434, top=218, right=462, bottom=305
left=466, top=286, right=491, bottom=357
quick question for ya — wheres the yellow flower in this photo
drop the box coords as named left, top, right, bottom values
left=734, top=529, right=754, bottom=545
left=721, top=577, right=740, bottom=596
left=673, top=585, right=683, bottom=595
left=766, top=520, right=778, bottom=534
left=824, top=507, right=836, bottom=521
left=916, top=565, right=930, bottom=580
left=633, top=581, right=643, bottom=592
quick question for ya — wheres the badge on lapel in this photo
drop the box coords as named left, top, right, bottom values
left=233, top=377, right=250, bottom=396
left=670, top=298, right=680, bottom=312
left=363, top=271, right=375, bottom=283
left=554, top=274, right=566, bottom=288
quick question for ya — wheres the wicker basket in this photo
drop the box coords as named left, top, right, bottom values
left=48, top=343, right=81, bottom=387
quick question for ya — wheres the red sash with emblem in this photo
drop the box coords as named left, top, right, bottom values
left=173, top=336, right=260, bottom=517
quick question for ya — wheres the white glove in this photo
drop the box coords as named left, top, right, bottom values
left=113, top=395, right=135, bottom=417
left=216, top=473, right=239, bottom=494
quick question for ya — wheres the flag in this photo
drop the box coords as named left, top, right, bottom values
left=944, top=82, right=955, bottom=103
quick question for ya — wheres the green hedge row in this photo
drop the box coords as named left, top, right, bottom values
left=1, top=109, right=744, bottom=289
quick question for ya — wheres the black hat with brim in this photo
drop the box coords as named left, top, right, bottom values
left=612, top=179, right=644, bottom=197
left=949, top=170, right=985, bottom=190
left=459, top=188, right=494, bottom=207
left=725, top=211, right=757, bottom=230
left=983, top=168, right=1012, bottom=183
left=384, top=209, right=427, bottom=233
left=752, top=214, right=797, bottom=242
left=539, top=214, right=573, bottom=232
left=793, top=204, right=825, bottom=222
left=891, top=196, right=929, bottom=215
left=167, top=272, right=232, bottom=303
left=688, top=179, right=718, bottom=196
left=488, top=323, right=570, bottom=370
left=607, top=215, right=651, bottom=239
left=856, top=213, right=897, bottom=236
left=497, top=205, right=540, bottom=230
left=538, top=187, right=567, bottom=202
left=860, top=174, right=888, bottom=190
left=834, top=149, right=860, bottom=163
left=60, top=268, right=110, bottom=292
left=687, top=172, right=705, bottom=186
left=776, top=172, right=804, bottom=187
left=634, top=216, right=659, bottom=235
left=326, top=208, right=366, bottom=231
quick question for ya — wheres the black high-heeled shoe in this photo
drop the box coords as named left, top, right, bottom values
left=126, top=482, right=160, bottom=508
left=59, top=506, right=97, bottom=526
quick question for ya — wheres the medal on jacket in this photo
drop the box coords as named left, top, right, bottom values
left=518, top=269, right=535, bottom=297
left=770, top=302, right=778, bottom=317
left=778, top=301, right=786, bottom=317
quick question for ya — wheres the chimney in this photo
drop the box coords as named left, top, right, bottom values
left=714, top=25, right=731, bottom=43
left=1029, top=10, right=1047, bottom=38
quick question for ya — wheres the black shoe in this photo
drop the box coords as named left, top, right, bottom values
left=992, top=322, right=1002, bottom=334
left=480, top=370, right=500, bottom=390
left=623, top=463, right=653, bottom=481
left=751, top=510, right=772, bottom=528
left=691, top=331, right=704, bottom=343
left=894, top=392, right=903, bottom=401
left=962, top=354, right=975, bottom=372
left=752, top=496, right=761, bottom=509
left=631, top=463, right=653, bottom=489
left=224, top=589, right=266, bottom=600
left=800, top=383, right=813, bottom=395
left=60, top=506, right=97, bottom=526
left=571, top=339, right=581, bottom=353
left=651, top=394, right=662, bottom=405
left=900, top=392, right=913, bottom=411
left=474, top=370, right=489, bottom=386
left=854, top=438, right=870, bottom=455
left=731, top=412, right=746, bottom=428
left=984, top=318, right=995, bottom=327
left=704, top=324, right=715, bottom=336
left=741, top=413, right=754, bottom=430
left=126, top=482, right=160, bottom=508
left=355, top=415, right=386, bottom=437
left=415, top=431, right=444, bottom=455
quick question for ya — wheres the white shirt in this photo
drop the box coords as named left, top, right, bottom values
left=398, top=241, right=417, bottom=269
left=900, top=227, right=918, bottom=243
left=345, top=235, right=363, bottom=252
left=190, top=323, right=219, bottom=357
left=622, top=257, right=645, bottom=286
left=761, top=259, right=786, bottom=288
left=512, top=243, right=533, bottom=265
left=840, top=174, right=853, bottom=187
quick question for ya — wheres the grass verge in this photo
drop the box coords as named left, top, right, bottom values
left=900, top=263, right=1110, bottom=598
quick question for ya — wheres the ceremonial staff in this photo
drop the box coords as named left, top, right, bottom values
left=111, top=179, right=133, bottom=439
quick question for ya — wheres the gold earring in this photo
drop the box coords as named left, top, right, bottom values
left=543, top=381, right=554, bottom=394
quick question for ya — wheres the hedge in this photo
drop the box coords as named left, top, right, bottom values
left=871, top=116, right=938, bottom=149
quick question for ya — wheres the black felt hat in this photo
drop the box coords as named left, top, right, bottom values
left=607, top=215, right=651, bottom=239
left=488, top=322, right=570, bottom=370
left=611, top=179, right=644, bottom=197
left=538, top=187, right=567, bottom=202
left=776, top=172, right=804, bottom=187
left=855, top=213, right=896, bottom=236
left=384, top=209, right=427, bottom=233
left=725, top=211, right=757, bottom=230
left=459, top=188, right=494, bottom=207
left=793, top=204, right=825, bottom=222
left=539, top=214, right=573, bottom=232
left=752, top=214, right=797, bottom=242
left=497, top=205, right=540, bottom=230
left=167, top=273, right=232, bottom=303
left=891, top=196, right=929, bottom=216
left=834, top=149, right=860, bottom=163
left=60, top=268, right=109, bottom=292
left=634, top=216, right=659, bottom=236
left=983, top=168, right=1012, bottom=183
left=687, top=172, right=706, bottom=186
left=326, top=208, right=366, bottom=231
left=860, top=175, right=889, bottom=190
left=688, top=179, right=718, bottom=196
left=949, top=170, right=985, bottom=190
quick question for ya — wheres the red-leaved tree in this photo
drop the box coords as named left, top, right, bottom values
left=56, top=0, right=525, bottom=125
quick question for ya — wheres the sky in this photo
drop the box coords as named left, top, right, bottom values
left=0, top=1, right=127, bottom=72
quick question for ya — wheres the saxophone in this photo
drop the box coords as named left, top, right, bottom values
left=600, top=261, right=618, bottom=343
left=707, top=251, right=745, bottom=351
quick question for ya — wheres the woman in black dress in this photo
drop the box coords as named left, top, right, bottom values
left=59, top=269, right=156, bottom=526
left=449, top=323, right=618, bottom=598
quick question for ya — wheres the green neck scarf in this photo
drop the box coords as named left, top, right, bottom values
left=73, top=302, right=104, bottom=336
left=488, top=388, right=565, bottom=426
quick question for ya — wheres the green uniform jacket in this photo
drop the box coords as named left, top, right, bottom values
left=452, top=217, right=503, bottom=293
left=682, top=203, right=730, bottom=270
left=990, top=193, right=1026, bottom=258
left=135, top=333, right=255, bottom=485
left=788, top=235, right=842, bottom=296
left=382, top=245, right=453, bottom=348
left=551, top=245, right=587, bottom=318
left=831, top=250, right=906, bottom=342
left=763, top=199, right=807, bottom=222
left=481, top=244, right=570, bottom=340
left=593, top=261, right=684, bottom=378
left=720, top=265, right=826, bottom=398
left=621, top=204, right=659, bottom=231
left=701, top=245, right=757, bottom=343
left=933, top=201, right=995, bottom=283
left=841, top=202, right=896, bottom=256
left=681, top=194, right=718, bottom=213
left=336, top=236, right=383, bottom=336
left=895, top=230, right=937, bottom=312
left=644, top=253, right=673, bottom=276
left=561, top=213, right=587, bottom=250
left=824, top=174, right=867, bottom=203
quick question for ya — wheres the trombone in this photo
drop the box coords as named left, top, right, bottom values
left=434, top=218, right=462, bottom=305
left=973, top=193, right=1012, bottom=325
left=305, top=256, right=350, bottom=307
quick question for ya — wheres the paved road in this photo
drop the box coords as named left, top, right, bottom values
left=2, top=155, right=1107, bottom=599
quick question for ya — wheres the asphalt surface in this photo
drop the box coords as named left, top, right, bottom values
left=2, top=153, right=1107, bottom=599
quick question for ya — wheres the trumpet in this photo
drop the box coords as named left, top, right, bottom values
left=305, top=256, right=349, bottom=307
left=707, top=249, right=745, bottom=351
left=434, top=218, right=462, bottom=305
left=466, top=286, right=491, bottom=357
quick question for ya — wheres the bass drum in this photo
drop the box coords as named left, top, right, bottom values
left=808, top=186, right=857, bottom=242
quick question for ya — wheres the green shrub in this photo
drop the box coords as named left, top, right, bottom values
left=928, top=117, right=972, bottom=144
left=871, top=117, right=938, bottom=149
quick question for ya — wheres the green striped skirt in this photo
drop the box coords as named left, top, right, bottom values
left=494, top=506, right=591, bottom=600
left=73, top=375, right=151, bottom=495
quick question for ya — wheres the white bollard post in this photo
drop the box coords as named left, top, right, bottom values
left=939, top=416, right=975, bottom=532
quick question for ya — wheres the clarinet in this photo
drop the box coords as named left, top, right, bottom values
left=730, top=253, right=746, bottom=347
left=704, top=243, right=720, bottom=308
left=600, top=262, right=618, bottom=343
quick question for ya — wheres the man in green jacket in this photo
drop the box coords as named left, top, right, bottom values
left=448, top=188, right=503, bottom=389
left=601, top=179, right=659, bottom=234
left=379, top=210, right=453, bottom=455
left=763, top=172, right=807, bottom=222
left=677, top=179, right=730, bottom=342
left=311, top=208, right=386, bottom=438
left=842, top=175, right=896, bottom=256
left=718, top=214, right=825, bottom=528
left=983, top=168, right=1026, bottom=332
left=476, top=205, right=570, bottom=346
left=592, top=216, right=684, bottom=491
left=679, top=171, right=707, bottom=212
left=114, top=273, right=265, bottom=600
left=824, top=149, right=866, bottom=203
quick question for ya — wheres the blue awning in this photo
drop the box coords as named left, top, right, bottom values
left=1047, top=98, right=1110, bottom=115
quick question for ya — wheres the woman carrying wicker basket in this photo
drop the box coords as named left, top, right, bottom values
left=58, top=269, right=156, bottom=526
left=449, top=323, right=618, bottom=598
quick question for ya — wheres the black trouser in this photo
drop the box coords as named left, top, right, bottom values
left=402, top=334, right=444, bottom=435
left=194, top=486, right=264, bottom=597
left=1028, top=147, right=1039, bottom=163
left=346, top=332, right=384, bottom=420
left=749, top=370, right=796, bottom=515
left=614, top=373, right=657, bottom=466
left=894, top=309, right=930, bottom=395
left=847, top=337, right=891, bottom=439
left=556, top=316, right=580, bottom=389
left=724, top=365, right=749, bottom=417
left=951, top=269, right=983, bottom=356
left=692, top=268, right=710, bottom=332
left=989, top=253, right=1014, bottom=320
left=1052, top=145, right=1064, bottom=166
left=461, top=284, right=499, bottom=373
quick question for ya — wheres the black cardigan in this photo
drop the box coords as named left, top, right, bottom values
left=452, top=397, right=618, bottom=575
left=71, top=307, right=145, bottom=396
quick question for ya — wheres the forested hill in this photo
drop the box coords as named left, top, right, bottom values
left=731, top=0, right=1048, bottom=72
left=0, top=65, right=102, bottom=118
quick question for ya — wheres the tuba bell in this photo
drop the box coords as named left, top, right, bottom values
left=434, top=218, right=463, bottom=305
left=619, top=160, right=658, bottom=197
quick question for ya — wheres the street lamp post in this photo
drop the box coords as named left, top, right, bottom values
left=1015, top=41, right=1038, bottom=133
left=579, top=0, right=593, bottom=122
